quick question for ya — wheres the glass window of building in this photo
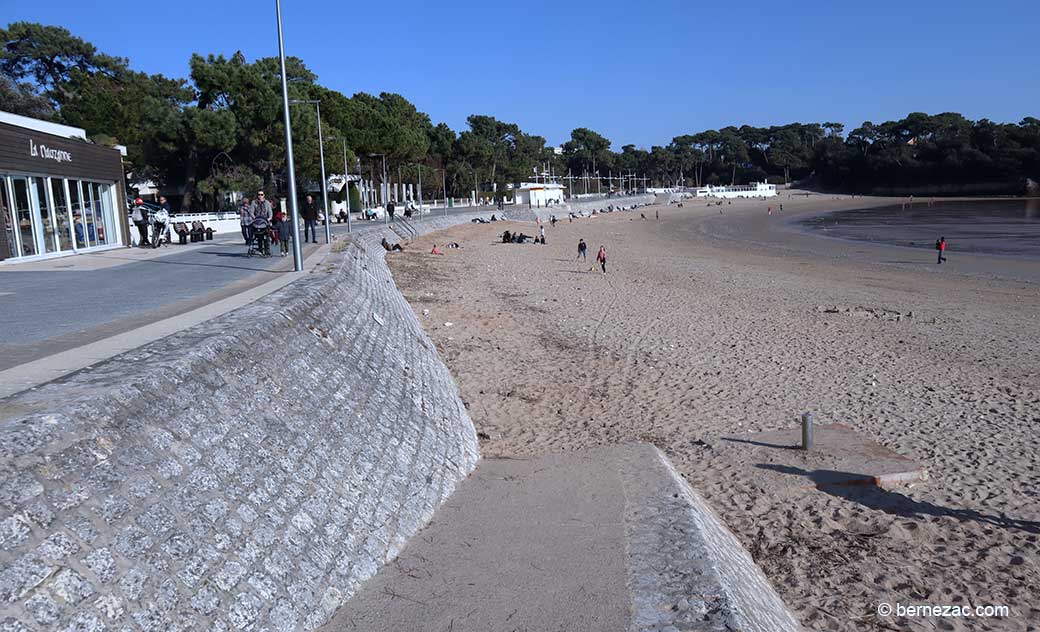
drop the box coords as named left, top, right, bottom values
left=90, top=182, right=111, bottom=245
left=68, top=179, right=88, bottom=249
left=31, top=176, right=55, bottom=254
left=51, top=177, right=73, bottom=252
left=1, top=178, right=14, bottom=258
left=10, top=176, right=36, bottom=256
left=83, top=180, right=98, bottom=248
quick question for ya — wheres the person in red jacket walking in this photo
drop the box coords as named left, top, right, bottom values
left=936, top=236, right=947, bottom=264
left=596, top=245, right=607, bottom=274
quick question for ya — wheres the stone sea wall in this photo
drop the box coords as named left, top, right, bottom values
left=0, top=219, right=483, bottom=631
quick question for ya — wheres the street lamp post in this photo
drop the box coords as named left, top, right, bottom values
left=275, top=0, right=303, bottom=271
left=367, top=153, right=387, bottom=215
left=288, top=98, right=331, bottom=244
left=416, top=164, right=423, bottom=223
left=442, top=168, right=448, bottom=217
left=341, top=140, right=351, bottom=233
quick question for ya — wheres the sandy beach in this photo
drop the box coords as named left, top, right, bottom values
left=386, top=193, right=1040, bottom=631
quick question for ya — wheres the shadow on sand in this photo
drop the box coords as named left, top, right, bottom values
left=757, top=464, right=1040, bottom=534
left=721, top=437, right=800, bottom=450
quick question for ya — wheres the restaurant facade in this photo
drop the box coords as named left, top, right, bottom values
left=0, top=111, right=127, bottom=263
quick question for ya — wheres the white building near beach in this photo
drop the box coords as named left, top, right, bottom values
left=695, top=182, right=777, bottom=199
left=514, top=182, right=565, bottom=207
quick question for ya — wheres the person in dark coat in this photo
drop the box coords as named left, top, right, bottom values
left=276, top=209, right=293, bottom=257
left=386, top=200, right=396, bottom=221
left=301, top=195, right=319, bottom=243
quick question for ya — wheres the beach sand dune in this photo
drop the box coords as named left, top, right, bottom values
left=387, top=194, right=1040, bottom=631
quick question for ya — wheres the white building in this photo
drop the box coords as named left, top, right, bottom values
left=514, top=182, right=565, bottom=207
left=695, top=182, right=777, bottom=199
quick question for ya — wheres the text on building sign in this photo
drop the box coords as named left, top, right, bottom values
left=29, top=139, right=73, bottom=164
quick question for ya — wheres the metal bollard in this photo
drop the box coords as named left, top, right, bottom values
left=801, top=412, right=814, bottom=450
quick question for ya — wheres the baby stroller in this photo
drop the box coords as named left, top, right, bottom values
left=248, top=216, right=271, bottom=257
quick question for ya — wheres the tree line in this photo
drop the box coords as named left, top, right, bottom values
left=2, top=22, right=1037, bottom=210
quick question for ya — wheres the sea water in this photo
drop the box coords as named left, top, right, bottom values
left=801, top=199, right=1040, bottom=258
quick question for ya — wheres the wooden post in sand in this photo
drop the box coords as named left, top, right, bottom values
left=801, top=412, right=814, bottom=450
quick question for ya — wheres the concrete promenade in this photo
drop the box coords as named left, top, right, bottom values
left=0, top=206, right=501, bottom=397
left=325, top=444, right=802, bottom=632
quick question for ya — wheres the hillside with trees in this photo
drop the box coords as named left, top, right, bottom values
left=2, top=22, right=1037, bottom=209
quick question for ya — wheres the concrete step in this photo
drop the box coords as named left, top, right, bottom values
left=322, top=443, right=801, bottom=632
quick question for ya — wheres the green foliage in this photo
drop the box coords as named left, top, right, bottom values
left=0, top=74, right=52, bottom=118
left=2, top=22, right=1036, bottom=204
left=813, top=112, right=1040, bottom=194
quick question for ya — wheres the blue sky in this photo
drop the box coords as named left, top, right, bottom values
left=4, top=0, right=1038, bottom=148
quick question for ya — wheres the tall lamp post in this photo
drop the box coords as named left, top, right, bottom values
left=326, top=136, right=353, bottom=233
left=367, top=153, right=388, bottom=225
left=288, top=98, right=331, bottom=245
left=275, top=0, right=302, bottom=271
left=341, top=140, right=351, bottom=233
left=368, top=153, right=387, bottom=206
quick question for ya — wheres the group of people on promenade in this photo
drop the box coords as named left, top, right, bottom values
left=237, top=191, right=323, bottom=256
left=130, top=195, right=172, bottom=247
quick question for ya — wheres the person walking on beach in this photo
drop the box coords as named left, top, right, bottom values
left=936, top=236, right=947, bottom=264
left=596, top=245, right=607, bottom=274
left=577, top=238, right=587, bottom=261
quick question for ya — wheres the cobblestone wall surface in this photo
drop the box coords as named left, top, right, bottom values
left=0, top=221, right=482, bottom=632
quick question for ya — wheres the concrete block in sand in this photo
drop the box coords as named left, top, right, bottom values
left=725, top=423, right=927, bottom=490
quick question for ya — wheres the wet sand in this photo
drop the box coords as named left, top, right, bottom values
left=387, top=192, right=1040, bottom=631
left=800, top=199, right=1040, bottom=259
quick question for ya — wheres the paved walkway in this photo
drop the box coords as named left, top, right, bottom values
left=0, top=208, right=504, bottom=396
left=0, top=237, right=316, bottom=369
left=323, top=444, right=801, bottom=632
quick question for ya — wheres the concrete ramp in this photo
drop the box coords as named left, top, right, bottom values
left=323, top=443, right=801, bottom=632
